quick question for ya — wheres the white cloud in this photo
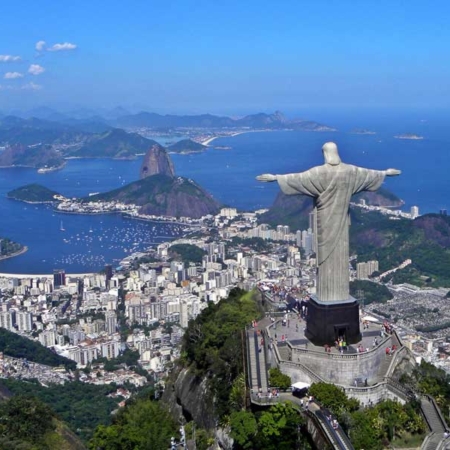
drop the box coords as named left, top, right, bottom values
left=48, top=42, right=77, bottom=51
left=35, top=40, right=46, bottom=52
left=21, top=82, right=42, bottom=90
left=28, top=64, right=45, bottom=75
left=4, top=72, right=23, bottom=79
left=0, top=55, right=21, bottom=62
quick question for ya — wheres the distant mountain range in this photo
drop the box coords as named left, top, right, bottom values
left=0, top=109, right=336, bottom=168
left=0, top=108, right=336, bottom=135
left=113, top=110, right=335, bottom=131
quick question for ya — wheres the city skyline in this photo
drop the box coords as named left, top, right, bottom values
left=1, top=1, right=450, bottom=113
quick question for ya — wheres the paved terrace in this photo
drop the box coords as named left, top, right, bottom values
left=262, top=312, right=395, bottom=355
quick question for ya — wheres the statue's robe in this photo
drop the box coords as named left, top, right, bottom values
left=277, top=163, right=385, bottom=302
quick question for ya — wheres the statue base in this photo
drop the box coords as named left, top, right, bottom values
left=305, top=295, right=361, bottom=346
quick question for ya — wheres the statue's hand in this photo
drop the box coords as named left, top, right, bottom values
left=256, top=174, right=277, bottom=182
left=386, top=168, right=401, bottom=176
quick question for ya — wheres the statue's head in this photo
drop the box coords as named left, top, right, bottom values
left=322, top=142, right=341, bottom=166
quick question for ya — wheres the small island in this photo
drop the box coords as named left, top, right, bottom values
left=394, top=133, right=424, bottom=140
left=167, top=139, right=207, bottom=154
left=7, top=184, right=62, bottom=204
left=0, top=237, right=27, bottom=261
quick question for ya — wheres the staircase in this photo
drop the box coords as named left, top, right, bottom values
left=421, top=396, right=446, bottom=433
left=375, top=355, right=393, bottom=382
left=258, top=339, right=268, bottom=392
left=277, top=345, right=290, bottom=361
left=422, top=432, right=445, bottom=450
left=247, top=330, right=259, bottom=390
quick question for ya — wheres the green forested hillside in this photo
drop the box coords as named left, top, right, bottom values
left=0, top=328, right=76, bottom=370
left=70, top=129, right=154, bottom=158
left=0, top=144, right=64, bottom=168
left=351, top=212, right=450, bottom=287
left=7, top=183, right=61, bottom=203
left=182, top=288, right=261, bottom=418
left=88, top=174, right=221, bottom=218
left=0, top=395, right=86, bottom=450
left=0, top=378, right=121, bottom=443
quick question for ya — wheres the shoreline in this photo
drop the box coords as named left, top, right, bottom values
left=0, top=246, right=28, bottom=262
left=0, top=270, right=96, bottom=278
left=201, top=129, right=278, bottom=145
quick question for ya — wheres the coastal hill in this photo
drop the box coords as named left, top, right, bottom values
left=88, top=174, right=221, bottom=218
left=262, top=189, right=450, bottom=287
left=0, top=115, right=87, bottom=146
left=351, top=212, right=450, bottom=287
left=7, top=184, right=61, bottom=203
left=89, top=143, right=220, bottom=218
left=68, top=128, right=155, bottom=159
left=0, top=117, right=154, bottom=166
left=115, top=110, right=336, bottom=132
left=260, top=187, right=403, bottom=231
left=167, top=139, right=207, bottom=154
left=0, top=144, right=64, bottom=169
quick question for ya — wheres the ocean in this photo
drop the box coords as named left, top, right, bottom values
left=0, top=110, right=449, bottom=274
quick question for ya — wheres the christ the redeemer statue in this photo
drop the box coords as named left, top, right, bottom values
left=257, top=142, right=401, bottom=304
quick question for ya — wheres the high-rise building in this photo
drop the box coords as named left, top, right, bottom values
left=356, top=260, right=379, bottom=280
left=17, top=311, right=33, bottom=332
left=410, top=206, right=419, bottom=219
left=0, top=310, right=16, bottom=331
left=440, top=209, right=447, bottom=216
left=296, top=230, right=302, bottom=247
left=105, top=264, right=113, bottom=288
left=105, top=311, right=117, bottom=334
left=53, top=269, right=66, bottom=288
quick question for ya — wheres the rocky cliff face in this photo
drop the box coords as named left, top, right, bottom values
left=162, top=367, right=217, bottom=430
left=140, top=143, right=175, bottom=179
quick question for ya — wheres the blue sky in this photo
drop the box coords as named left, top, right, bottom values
left=0, top=1, right=449, bottom=114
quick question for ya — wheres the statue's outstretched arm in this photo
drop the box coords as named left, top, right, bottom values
left=385, top=169, right=401, bottom=176
left=256, top=174, right=277, bottom=182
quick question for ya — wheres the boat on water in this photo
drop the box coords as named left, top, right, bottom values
left=60, top=221, right=65, bottom=231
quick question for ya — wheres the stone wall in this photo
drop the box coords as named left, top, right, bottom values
left=288, top=342, right=388, bottom=385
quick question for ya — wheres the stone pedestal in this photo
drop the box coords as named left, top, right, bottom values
left=305, top=295, right=361, bottom=346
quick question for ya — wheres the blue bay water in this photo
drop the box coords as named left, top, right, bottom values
left=0, top=112, right=449, bottom=274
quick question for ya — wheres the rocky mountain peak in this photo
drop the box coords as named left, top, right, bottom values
left=140, top=143, right=175, bottom=179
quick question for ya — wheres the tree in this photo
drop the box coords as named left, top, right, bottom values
left=308, top=382, right=353, bottom=417
left=268, top=367, right=291, bottom=390
left=229, top=373, right=246, bottom=412
left=256, top=402, right=304, bottom=450
left=229, top=411, right=258, bottom=449
left=89, top=399, right=177, bottom=450
left=349, top=410, right=382, bottom=450
left=0, top=396, right=55, bottom=446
